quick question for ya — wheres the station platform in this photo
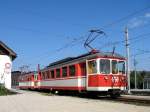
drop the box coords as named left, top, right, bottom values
left=122, top=94, right=150, bottom=101
left=131, top=89, right=150, bottom=92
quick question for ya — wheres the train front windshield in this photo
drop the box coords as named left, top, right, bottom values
left=99, top=59, right=125, bottom=75
left=87, top=59, right=125, bottom=75
left=118, top=61, right=125, bottom=74
left=100, top=59, right=110, bottom=74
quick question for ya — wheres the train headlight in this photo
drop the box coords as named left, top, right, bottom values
left=121, top=77, right=125, bottom=81
left=104, top=76, right=108, bottom=80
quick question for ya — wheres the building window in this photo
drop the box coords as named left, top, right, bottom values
left=56, top=69, right=60, bottom=78
left=51, top=70, right=55, bottom=78
left=69, top=65, right=75, bottom=76
left=112, top=60, right=118, bottom=74
left=88, top=60, right=97, bottom=74
left=62, top=67, right=67, bottom=77
left=100, top=59, right=110, bottom=74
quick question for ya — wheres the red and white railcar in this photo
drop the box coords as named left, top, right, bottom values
left=19, top=51, right=127, bottom=96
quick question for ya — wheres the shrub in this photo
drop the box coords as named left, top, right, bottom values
left=0, top=84, right=10, bottom=96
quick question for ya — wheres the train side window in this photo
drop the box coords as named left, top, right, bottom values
left=62, top=67, right=67, bottom=77
left=69, top=65, right=75, bottom=76
left=112, top=60, right=118, bottom=74
left=46, top=71, right=50, bottom=79
left=42, top=72, right=45, bottom=79
left=100, top=59, right=110, bottom=74
left=87, top=60, right=97, bottom=74
left=56, top=69, right=60, bottom=78
left=51, top=70, right=55, bottom=78
left=28, top=77, right=30, bottom=81
left=79, top=63, right=86, bottom=76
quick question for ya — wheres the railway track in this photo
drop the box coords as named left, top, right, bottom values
left=82, top=94, right=150, bottom=106
left=15, top=89, right=150, bottom=106
left=56, top=93, right=150, bottom=106
left=107, top=96, right=150, bottom=106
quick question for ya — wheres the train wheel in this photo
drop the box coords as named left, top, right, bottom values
left=110, top=93, right=120, bottom=99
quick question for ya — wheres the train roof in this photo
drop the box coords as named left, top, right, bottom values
left=48, top=51, right=125, bottom=68
left=21, top=71, right=36, bottom=76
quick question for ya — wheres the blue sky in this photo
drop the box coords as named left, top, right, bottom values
left=0, top=0, right=150, bottom=71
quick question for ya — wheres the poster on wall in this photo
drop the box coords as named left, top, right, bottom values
left=0, top=55, right=12, bottom=89
left=4, top=63, right=12, bottom=74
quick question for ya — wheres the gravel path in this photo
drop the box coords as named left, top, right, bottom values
left=0, top=90, right=150, bottom=112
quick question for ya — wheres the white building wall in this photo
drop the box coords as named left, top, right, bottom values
left=0, top=55, right=12, bottom=89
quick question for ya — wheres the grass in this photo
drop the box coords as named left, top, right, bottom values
left=0, top=85, right=16, bottom=96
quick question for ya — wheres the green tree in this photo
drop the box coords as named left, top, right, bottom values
left=130, top=71, right=147, bottom=89
left=130, top=71, right=135, bottom=89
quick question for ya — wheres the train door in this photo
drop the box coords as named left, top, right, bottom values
left=86, top=59, right=99, bottom=90
left=78, top=62, right=86, bottom=91
left=34, top=72, right=38, bottom=87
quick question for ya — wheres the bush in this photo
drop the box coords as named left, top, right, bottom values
left=0, top=85, right=10, bottom=96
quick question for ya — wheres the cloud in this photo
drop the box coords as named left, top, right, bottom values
left=145, top=12, right=150, bottom=18
left=127, top=12, right=150, bottom=29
